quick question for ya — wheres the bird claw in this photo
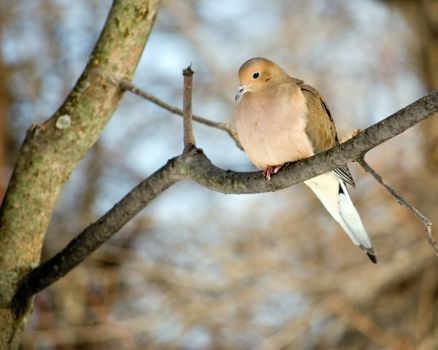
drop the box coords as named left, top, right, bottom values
left=263, top=165, right=283, bottom=180
left=263, top=168, right=273, bottom=180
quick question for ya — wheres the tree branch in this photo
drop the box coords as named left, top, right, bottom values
left=119, top=79, right=243, bottom=149
left=181, top=90, right=438, bottom=194
left=13, top=90, right=438, bottom=303
left=182, top=65, right=196, bottom=151
left=123, top=76, right=438, bottom=253
left=358, top=158, right=437, bottom=255
left=12, top=157, right=179, bottom=307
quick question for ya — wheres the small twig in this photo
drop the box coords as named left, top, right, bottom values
left=358, top=158, right=438, bottom=255
left=182, top=65, right=195, bottom=151
left=119, top=79, right=243, bottom=150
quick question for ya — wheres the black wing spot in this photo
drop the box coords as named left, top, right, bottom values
left=367, top=252, right=378, bottom=264
left=338, top=183, right=344, bottom=194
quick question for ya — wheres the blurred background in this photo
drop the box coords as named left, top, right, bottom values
left=1, top=0, right=437, bottom=349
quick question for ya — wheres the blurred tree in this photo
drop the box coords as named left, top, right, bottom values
left=0, top=52, right=10, bottom=201
left=0, top=1, right=437, bottom=350
left=0, top=5, right=11, bottom=201
left=383, top=0, right=438, bottom=171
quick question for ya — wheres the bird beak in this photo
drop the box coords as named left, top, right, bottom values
left=235, top=85, right=247, bottom=102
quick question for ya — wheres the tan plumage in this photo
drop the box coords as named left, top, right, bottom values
left=300, top=82, right=355, bottom=186
left=235, top=57, right=376, bottom=263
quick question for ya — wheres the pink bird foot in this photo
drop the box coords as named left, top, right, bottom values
left=263, top=165, right=284, bottom=180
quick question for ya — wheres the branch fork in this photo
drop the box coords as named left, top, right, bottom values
left=12, top=74, right=438, bottom=308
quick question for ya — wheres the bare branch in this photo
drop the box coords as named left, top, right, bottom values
left=181, top=91, right=438, bottom=194
left=182, top=65, right=196, bottom=151
left=12, top=158, right=179, bottom=307
left=358, top=158, right=438, bottom=255
left=13, top=90, right=438, bottom=304
left=119, top=79, right=243, bottom=149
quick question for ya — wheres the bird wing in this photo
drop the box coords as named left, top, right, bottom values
left=296, top=80, right=356, bottom=187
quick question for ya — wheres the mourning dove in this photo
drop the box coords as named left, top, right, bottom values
left=235, top=57, right=377, bottom=263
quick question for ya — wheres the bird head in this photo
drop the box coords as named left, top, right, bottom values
left=235, top=57, right=287, bottom=101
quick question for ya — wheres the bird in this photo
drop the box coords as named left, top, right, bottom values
left=234, top=57, right=377, bottom=263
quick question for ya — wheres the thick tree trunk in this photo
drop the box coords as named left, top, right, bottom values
left=0, top=1, right=160, bottom=348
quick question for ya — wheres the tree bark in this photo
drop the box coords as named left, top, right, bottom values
left=0, top=1, right=160, bottom=348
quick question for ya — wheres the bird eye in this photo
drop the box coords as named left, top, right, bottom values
left=252, top=72, right=260, bottom=79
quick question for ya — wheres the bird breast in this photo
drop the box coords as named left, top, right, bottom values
left=236, top=85, right=314, bottom=169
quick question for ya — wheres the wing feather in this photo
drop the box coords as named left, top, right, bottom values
left=296, top=80, right=355, bottom=187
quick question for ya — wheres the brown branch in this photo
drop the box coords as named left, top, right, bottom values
left=119, top=79, right=243, bottom=149
left=122, top=74, right=438, bottom=256
left=181, top=91, right=438, bottom=194
left=12, top=158, right=179, bottom=309
left=12, top=90, right=438, bottom=307
left=358, top=158, right=438, bottom=255
left=182, top=65, right=195, bottom=150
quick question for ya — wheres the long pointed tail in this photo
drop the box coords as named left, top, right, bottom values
left=304, top=172, right=377, bottom=263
